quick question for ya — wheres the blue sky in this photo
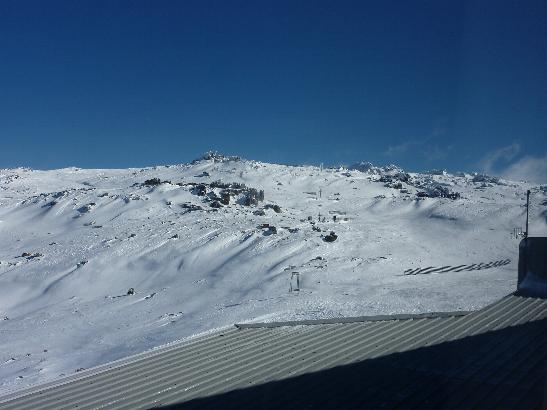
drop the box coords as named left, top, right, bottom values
left=1, top=1, right=546, bottom=181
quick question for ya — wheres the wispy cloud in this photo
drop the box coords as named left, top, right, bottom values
left=501, top=155, right=547, bottom=184
left=385, top=125, right=451, bottom=163
left=385, top=141, right=420, bottom=157
left=384, top=134, right=453, bottom=162
left=479, top=143, right=521, bottom=174
left=479, top=143, right=547, bottom=184
left=423, top=144, right=453, bottom=162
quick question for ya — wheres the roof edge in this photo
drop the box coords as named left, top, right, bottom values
left=235, top=310, right=471, bottom=329
left=0, top=325, right=235, bottom=403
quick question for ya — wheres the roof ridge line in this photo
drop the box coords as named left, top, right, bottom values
left=235, top=310, right=471, bottom=329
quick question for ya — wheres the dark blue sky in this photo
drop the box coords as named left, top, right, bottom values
left=1, top=1, right=546, bottom=178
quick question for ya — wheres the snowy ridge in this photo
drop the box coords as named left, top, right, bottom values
left=0, top=154, right=546, bottom=391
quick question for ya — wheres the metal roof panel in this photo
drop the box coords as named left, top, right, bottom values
left=1, top=294, right=546, bottom=409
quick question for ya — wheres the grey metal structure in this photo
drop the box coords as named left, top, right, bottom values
left=0, top=293, right=546, bottom=409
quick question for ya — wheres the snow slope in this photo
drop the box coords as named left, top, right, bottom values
left=1, top=154, right=545, bottom=392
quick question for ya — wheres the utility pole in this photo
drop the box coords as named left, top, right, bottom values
left=525, top=190, right=530, bottom=238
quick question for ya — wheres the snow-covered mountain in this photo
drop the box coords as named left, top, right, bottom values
left=1, top=153, right=546, bottom=392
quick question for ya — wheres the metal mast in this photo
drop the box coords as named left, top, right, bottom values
left=525, top=190, right=530, bottom=238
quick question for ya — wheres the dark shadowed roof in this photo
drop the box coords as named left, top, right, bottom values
left=1, top=294, right=546, bottom=409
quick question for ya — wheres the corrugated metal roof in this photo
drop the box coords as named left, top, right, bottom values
left=1, top=293, right=546, bottom=409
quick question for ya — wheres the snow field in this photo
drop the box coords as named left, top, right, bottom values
left=0, top=156, right=545, bottom=391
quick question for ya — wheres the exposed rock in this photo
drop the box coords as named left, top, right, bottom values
left=220, top=192, right=231, bottom=205
left=77, top=203, right=95, bottom=214
left=258, top=223, right=277, bottom=235
left=323, top=231, right=338, bottom=242
left=27, top=253, right=43, bottom=259
left=180, top=203, right=203, bottom=213
left=210, top=180, right=246, bottom=190
left=387, top=182, right=403, bottom=190
left=379, top=172, right=410, bottom=185
left=193, top=151, right=242, bottom=163
left=472, top=174, right=501, bottom=184
left=193, top=184, right=207, bottom=196
left=143, top=178, right=161, bottom=186
left=349, top=161, right=382, bottom=174
left=127, top=288, right=135, bottom=295
left=383, top=164, right=404, bottom=173
left=241, top=188, right=263, bottom=206
left=207, top=192, right=221, bottom=201
left=416, top=185, right=460, bottom=200
left=244, top=193, right=258, bottom=206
